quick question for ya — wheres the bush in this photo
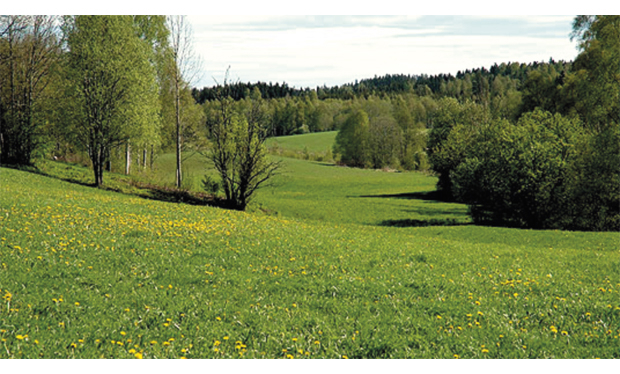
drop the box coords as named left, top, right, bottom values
left=202, top=174, right=220, bottom=195
left=451, top=110, right=584, bottom=229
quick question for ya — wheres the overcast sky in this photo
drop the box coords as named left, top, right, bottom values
left=187, top=15, right=580, bottom=89
left=11, top=2, right=607, bottom=90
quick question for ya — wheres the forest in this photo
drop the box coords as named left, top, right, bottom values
left=1, top=15, right=618, bottom=230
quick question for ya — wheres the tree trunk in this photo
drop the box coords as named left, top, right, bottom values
left=142, top=148, right=147, bottom=169
left=175, top=78, right=182, bottom=188
left=125, top=140, right=131, bottom=175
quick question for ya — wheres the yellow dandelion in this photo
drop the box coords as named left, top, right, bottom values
left=453, top=354, right=459, bottom=359
left=481, top=349, right=489, bottom=354
left=135, top=352, right=143, bottom=359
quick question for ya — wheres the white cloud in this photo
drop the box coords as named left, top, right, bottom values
left=190, top=16, right=578, bottom=88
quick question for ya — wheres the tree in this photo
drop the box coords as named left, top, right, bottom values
left=167, top=15, right=202, bottom=188
left=63, top=16, right=159, bottom=186
left=209, top=88, right=280, bottom=211
left=428, top=98, right=491, bottom=197
left=0, top=16, right=60, bottom=165
left=333, top=110, right=370, bottom=167
left=562, top=15, right=619, bottom=132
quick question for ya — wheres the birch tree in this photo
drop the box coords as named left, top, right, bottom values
left=166, top=15, right=202, bottom=188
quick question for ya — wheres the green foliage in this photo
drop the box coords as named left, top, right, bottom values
left=563, top=15, right=619, bottom=132
left=62, top=16, right=160, bottom=186
left=0, top=16, right=60, bottom=166
left=428, top=99, right=492, bottom=196
left=568, top=123, right=620, bottom=231
left=201, top=174, right=220, bottom=195
left=451, top=110, right=583, bottom=229
left=333, top=110, right=370, bottom=168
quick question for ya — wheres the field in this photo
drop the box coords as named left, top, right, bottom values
left=1, top=132, right=619, bottom=359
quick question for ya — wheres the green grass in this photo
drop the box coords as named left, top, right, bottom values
left=265, top=131, right=338, bottom=154
left=1, top=166, right=619, bottom=359
left=251, top=156, right=469, bottom=226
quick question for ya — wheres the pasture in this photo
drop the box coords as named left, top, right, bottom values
left=0, top=131, right=618, bottom=358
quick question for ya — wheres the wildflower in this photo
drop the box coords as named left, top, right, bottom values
left=453, top=354, right=459, bottom=359
left=74, top=302, right=80, bottom=306
left=135, top=352, right=143, bottom=359
left=70, top=342, right=77, bottom=348
left=120, top=331, right=126, bottom=336
left=16, top=335, right=26, bottom=340
left=561, top=331, right=568, bottom=336
left=550, top=326, right=558, bottom=334
left=342, top=355, right=349, bottom=359
left=481, top=349, right=489, bottom=354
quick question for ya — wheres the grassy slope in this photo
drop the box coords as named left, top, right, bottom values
left=265, top=131, right=338, bottom=153
left=144, top=132, right=469, bottom=226
left=1, top=167, right=619, bottom=359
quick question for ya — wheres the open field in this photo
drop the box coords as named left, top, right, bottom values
left=265, top=131, right=338, bottom=154
left=1, top=165, right=619, bottom=359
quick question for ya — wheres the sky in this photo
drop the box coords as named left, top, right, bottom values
left=187, top=15, right=580, bottom=89
left=9, top=1, right=609, bottom=91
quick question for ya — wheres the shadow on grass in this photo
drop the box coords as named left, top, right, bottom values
left=3, top=162, right=229, bottom=209
left=129, top=181, right=227, bottom=208
left=359, top=190, right=453, bottom=202
left=378, top=218, right=473, bottom=228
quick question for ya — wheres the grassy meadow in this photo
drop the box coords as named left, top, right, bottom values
left=0, top=132, right=619, bottom=359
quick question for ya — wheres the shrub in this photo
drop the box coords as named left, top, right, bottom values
left=451, top=110, right=583, bottom=229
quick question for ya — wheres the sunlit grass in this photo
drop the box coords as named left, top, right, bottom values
left=1, top=166, right=618, bottom=358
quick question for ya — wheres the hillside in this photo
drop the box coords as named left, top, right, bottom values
left=1, top=165, right=618, bottom=359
